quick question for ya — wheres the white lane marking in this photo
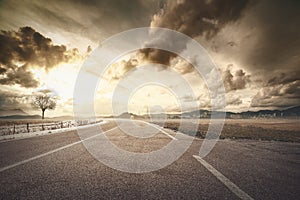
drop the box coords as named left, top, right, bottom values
left=0, top=126, right=118, bottom=173
left=193, top=155, right=254, bottom=200
left=137, top=120, right=177, bottom=140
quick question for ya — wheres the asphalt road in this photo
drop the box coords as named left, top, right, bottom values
left=0, top=120, right=299, bottom=199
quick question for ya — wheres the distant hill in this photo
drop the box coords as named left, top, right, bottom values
left=0, top=108, right=28, bottom=117
left=178, top=105, right=300, bottom=119
left=115, top=105, right=300, bottom=119
left=0, top=108, right=76, bottom=120
left=283, top=105, right=300, bottom=116
left=0, top=108, right=41, bottom=119
left=1, top=105, right=299, bottom=120
left=0, top=114, right=41, bottom=119
left=234, top=105, right=300, bottom=118
left=115, top=112, right=134, bottom=119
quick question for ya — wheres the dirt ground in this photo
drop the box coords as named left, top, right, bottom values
left=150, top=118, right=300, bottom=142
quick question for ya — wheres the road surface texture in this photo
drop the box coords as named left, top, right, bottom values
left=0, top=119, right=299, bottom=199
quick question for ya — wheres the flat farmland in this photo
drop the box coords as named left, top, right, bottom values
left=151, top=118, right=300, bottom=142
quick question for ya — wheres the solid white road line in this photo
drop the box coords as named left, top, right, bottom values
left=0, top=126, right=118, bottom=173
left=193, top=155, right=254, bottom=200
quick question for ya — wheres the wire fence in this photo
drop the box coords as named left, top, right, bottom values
left=0, top=119, right=102, bottom=136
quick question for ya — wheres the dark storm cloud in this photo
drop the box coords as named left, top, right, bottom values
left=243, top=0, right=300, bottom=109
left=251, top=79, right=300, bottom=108
left=223, top=66, right=251, bottom=92
left=0, top=0, right=162, bottom=42
left=206, top=0, right=300, bottom=74
left=266, top=72, right=300, bottom=87
left=141, top=0, right=249, bottom=65
left=0, top=65, right=39, bottom=88
left=0, top=26, right=79, bottom=88
left=0, top=89, right=30, bottom=110
left=241, top=0, right=300, bottom=72
left=139, top=48, right=176, bottom=65
left=237, top=2, right=299, bottom=69
left=194, top=0, right=300, bottom=109
left=151, top=0, right=249, bottom=38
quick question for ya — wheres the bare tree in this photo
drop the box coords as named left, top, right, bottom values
left=32, top=94, right=56, bottom=119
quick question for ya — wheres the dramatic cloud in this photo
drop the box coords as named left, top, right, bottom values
left=0, top=0, right=161, bottom=44
left=171, top=57, right=195, bottom=75
left=107, top=58, right=138, bottom=80
left=266, top=73, right=300, bottom=87
left=0, top=0, right=299, bottom=113
left=141, top=0, right=250, bottom=65
left=240, top=0, right=300, bottom=72
left=226, top=95, right=243, bottom=106
left=223, top=65, right=251, bottom=92
left=0, top=26, right=80, bottom=88
left=245, top=0, right=300, bottom=109
left=0, top=89, right=31, bottom=110
left=115, top=0, right=252, bottom=96
left=201, top=0, right=300, bottom=73
left=251, top=80, right=300, bottom=108
left=151, top=0, right=249, bottom=38
left=0, top=65, right=38, bottom=88
left=201, top=0, right=300, bottom=109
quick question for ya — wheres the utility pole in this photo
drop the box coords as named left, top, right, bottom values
left=146, top=105, right=149, bottom=119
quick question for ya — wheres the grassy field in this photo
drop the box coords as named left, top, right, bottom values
left=151, top=119, right=300, bottom=142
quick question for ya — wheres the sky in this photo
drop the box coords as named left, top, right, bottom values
left=0, top=0, right=299, bottom=117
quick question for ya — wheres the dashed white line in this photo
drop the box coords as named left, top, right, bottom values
left=193, top=155, right=254, bottom=200
left=0, top=126, right=118, bottom=173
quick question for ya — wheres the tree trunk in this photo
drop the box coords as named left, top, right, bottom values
left=42, top=109, right=45, bottom=119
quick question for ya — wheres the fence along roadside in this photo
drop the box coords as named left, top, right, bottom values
left=0, top=119, right=102, bottom=136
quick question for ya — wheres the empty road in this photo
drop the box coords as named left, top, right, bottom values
left=0, top=119, right=299, bottom=199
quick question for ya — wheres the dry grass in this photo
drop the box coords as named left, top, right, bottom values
left=0, top=119, right=61, bottom=126
left=151, top=119, right=300, bottom=142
